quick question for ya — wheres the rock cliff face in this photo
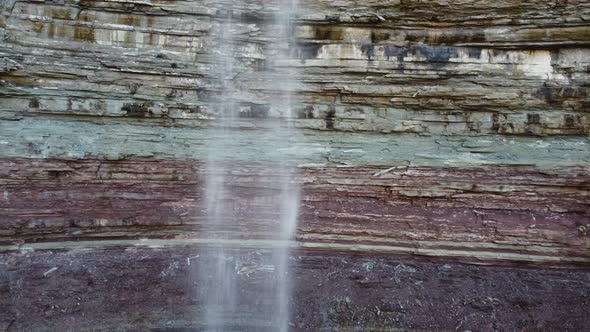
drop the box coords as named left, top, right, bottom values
left=2, top=0, right=590, bottom=136
left=1, top=0, right=589, bottom=330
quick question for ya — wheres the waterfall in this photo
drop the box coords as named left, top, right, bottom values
left=199, top=0, right=300, bottom=330
left=271, top=1, right=300, bottom=331
left=202, top=2, right=238, bottom=330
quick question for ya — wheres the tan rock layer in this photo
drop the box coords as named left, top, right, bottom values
left=1, top=0, right=589, bottom=136
left=1, top=158, right=588, bottom=266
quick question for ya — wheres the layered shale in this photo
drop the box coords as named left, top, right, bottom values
left=1, top=0, right=589, bottom=330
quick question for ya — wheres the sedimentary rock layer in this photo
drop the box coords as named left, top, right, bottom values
left=2, top=117, right=590, bottom=167
left=1, top=247, right=589, bottom=331
left=1, top=0, right=589, bottom=136
left=1, top=0, right=589, bottom=330
left=2, top=158, right=588, bottom=266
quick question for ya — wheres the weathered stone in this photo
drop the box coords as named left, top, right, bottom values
left=1, top=0, right=589, bottom=330
left=1, top=0, right=589, bottom=135
left=0, top=247, right=589, bottom=331
left=1, top=158, right=588, bottom=266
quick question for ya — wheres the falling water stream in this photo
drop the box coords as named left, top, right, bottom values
left=201, top=0, right=300, bottom=330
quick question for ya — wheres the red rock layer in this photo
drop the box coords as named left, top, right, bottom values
left=1, top=158, right=588, bottom=266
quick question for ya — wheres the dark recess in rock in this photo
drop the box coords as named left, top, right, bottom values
left=325, top=15, right=340, bottom=22
left=297, top=105, right=314, bottom=119
left=491, top=119, right=517, bottom=134
left=527, top=114, right=541, bottom=125
left=314, top=26, right=344, bottom=40
left=468, top=48, right=482, bottom=58
left=535, top=86, right=589, bottom=105
left=385, top=46, right=407, bottom=62
left=564, top=114, right=577, bottom=128
left=26, top=142, right=43, bottom=155
left=73, top=26, right=95, bottom=42
left=47, top=170, right=71, bottom=178
left=239, top=11, right=269, bottom=24
left=362, top=44, right=375, bottom=61
left=166, top=90, right=181, bottom=99
left=127, top=83, right=142, bottom=95
left=415, top=45, right=458, bottom=68
left=325, top=106, right=336, bottom=129
left=239, top=105, right=269, bottom=118
left=371, top=31, right=390, bottom=43
left=297, top=43, right=322, bottom=60
left=121, top=102, right=153, bottom=117
left=28, top=97, right=40, bottom=108
left=254, top=59, right=268, bottom=72
left=491, top=113, right=503, bottom=132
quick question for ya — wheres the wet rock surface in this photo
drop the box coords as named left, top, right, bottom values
left=0, top=248, right=589, bottom=331
left=1, top=0, right=590, bottom=330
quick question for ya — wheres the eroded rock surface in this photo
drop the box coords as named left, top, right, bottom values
left=1, top=0, right=589, bottom=330
left=1, top=248, right=589, bottom=331
left=1, top=159, right=589, bottom=266
left=1, top=0, right=589, bottom=136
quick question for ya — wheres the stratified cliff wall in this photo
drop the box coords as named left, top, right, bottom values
left=0, top=0, right=589, bottom=330
left=2, top=0, right=590, bottom=137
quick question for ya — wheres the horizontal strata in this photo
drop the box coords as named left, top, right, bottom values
left=1, top=158, right=588, bottom=266
left=1, top=116, right=590, bottom=167
left=1, top=247, right=590, bottom=331
left=1, top=0, right=589, bottom=136
left=0, top=0, right=589, bottom=330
